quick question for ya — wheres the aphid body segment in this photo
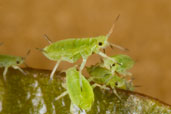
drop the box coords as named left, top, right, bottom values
left=87, top=65, right=134, bottom=91
left=102, top=54, right=134, bottom=76
left=55, top=66, right=94, bottom=111
left=0, top=55, right=26, bottom=80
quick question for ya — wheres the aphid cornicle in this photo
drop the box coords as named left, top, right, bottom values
left=41, top=15, right=124, bottom=87
left=0, top=50, right=30, bottom=80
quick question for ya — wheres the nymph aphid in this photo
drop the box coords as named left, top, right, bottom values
left=0, top=50, right=30, bottom=80
left=55, top=66, right=94, bottom=111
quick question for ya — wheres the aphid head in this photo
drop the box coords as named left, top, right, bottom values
left=16, top=50, right=31, bottom=66
left=112, top=54, right=134, bottom=73
left=96, top=36, right=109, bottom=49
left=113, top=76, right=126, bottom=89
left=15, top=57, right=25, bottom=65
left=102, top=54, right=134, bottom=73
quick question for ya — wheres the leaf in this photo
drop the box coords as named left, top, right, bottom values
left=0, top=68, right=170, bottom=114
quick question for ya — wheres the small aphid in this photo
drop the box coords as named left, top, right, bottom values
left=0, top=50, right=30, bottom=80
left=87, top=65, right=134, bottom=91
left=40, top=15, right=124, bottom=88
left=55, top=66, right=94, bottom=111
left=101, top=54, right=135, bottom=76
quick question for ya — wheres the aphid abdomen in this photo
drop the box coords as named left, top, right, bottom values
left=43, top=38, right=96, bottom=62
left=66, top=67, right=94, bottom=110
left=0, top=55, right=16, bottom=67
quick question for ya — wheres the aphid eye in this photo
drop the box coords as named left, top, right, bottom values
left=16, top=61, right=20, bottom=64
left=115, top=82, right=118, bottom=86
left=112, top=64, right=115, bottom=67
left=98, top=42, right=103, bottom=46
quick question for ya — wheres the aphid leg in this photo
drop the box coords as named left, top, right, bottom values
left=54, top=91, right=68, bottom=101
left=70, top=103, right=84, bottom=114
left=12, top=66, right=26, bottom=75
left=92, top=83, right=110, bottom=90
left=49, top=60, right=61, bottom=82
left=125, top=72, right=132, bottom=77
left=98, top=51, right=117, bottom=63
left=103, top=49, right=106, bottom=53
left=3, top=67, right=9, bottom=81
left=112, top=87, right=121, bottom=100
left=88, top=76, right=103, bottom=82
left=88, top=77, right=94, bottom=82
left=79, top=58, right=87, bottom=88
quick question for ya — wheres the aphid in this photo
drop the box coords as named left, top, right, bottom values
left=101, top=54, right=135, bottom=76
left=87, top=65, right=134, bottom=91
left=40, top=15, right=125, bottom=87
left=55, top=66, right=94, bottom=111
left=0, top=50, right=30, bottom=80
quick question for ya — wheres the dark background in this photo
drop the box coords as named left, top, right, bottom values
left=0, top=0, right=171, bottom=104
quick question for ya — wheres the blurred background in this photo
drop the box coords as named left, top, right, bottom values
left=0, top=0, right=171, bottom=104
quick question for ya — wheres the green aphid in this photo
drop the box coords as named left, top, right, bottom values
left=40, top=15, right=125, bottom=87
left=102, top=54, right=135, bottom=76
left=87, top=65, right=134, bottom=91
left=55, top=66, right=94, bottom=111
left=0, top=50, right=30, bottom=80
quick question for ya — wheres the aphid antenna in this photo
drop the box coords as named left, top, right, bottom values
left=105, top=14, right=129, bottom=52
left=106, top=14, right=120, bottom=38
left=22, top=50, right=31, bottom=67
left=23, top=49, right=31, bottom=60
left=43, top=34, right=53, bottom=44
left=23, top=62, right=29, bottom=67
left=35, top=48, right=47, bottom=53
left=110, top=43, right=129, bottom=51
left=131, top=77, right=136, bottom=81
left=134, top=85, right=142, bottom=88
left=127, top=77, right=136, bottom=83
